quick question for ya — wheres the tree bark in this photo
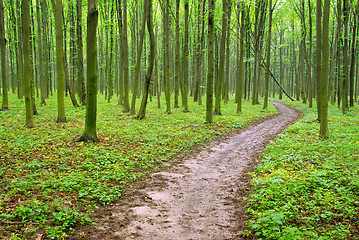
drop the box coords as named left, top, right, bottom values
left=130, top=0, right=147, bottom=115
left=52, top=0, right=67, bottom=122
left=77, top=0, right=86, bottom=106
left=21, top=0, right=34, bottom=128
left=213, top=0, right=227, bottom=115
left=342, top=0, right=349, bottom=114
left=0, top=0, right=8, bottom=110
left=263, top=0, right=272, bottom=109
left=206, top=0, right=215, bottom=123
left=77, top=0, right=99, bottom=142
left=138, top=0, right=155, bottom=119
left=183, top=1, right=189, bottom=112
left=320, top=0, right=330, bottom=137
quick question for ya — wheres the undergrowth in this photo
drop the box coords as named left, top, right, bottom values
left=245, top=100, right=359, bottom=239
left=0, top=93, right=276, bottom=239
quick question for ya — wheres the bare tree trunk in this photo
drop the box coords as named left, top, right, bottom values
left=130, top=0, right=147, bottom=115
left=77, top=0, right=86, bottom=105
left=213, top=0, right=227, bottom=115
left=263, top=0, right=272, bottom=109
left=206, top=0, right=215, bottom=123
left=138, top=0, right=155, bottom=119
left=0, top=0, right=8, bottom=110
left=22, top=0, right=34, bottom=128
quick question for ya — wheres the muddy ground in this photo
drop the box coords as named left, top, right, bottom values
left=73, top=102, right=300, bottom=240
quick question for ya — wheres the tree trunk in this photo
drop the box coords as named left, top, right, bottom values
left=174, top=0, right=180, bottom=108
left=0, top=0, right=8, bottom=110
left=51, top=0, right=67, bottom=122
left=183, top=1, right=189, bottom=112
left=130, top=0, right=147, bottom=115
left=223, top=1, right=231, bottom=104
left=77, top=0, right=99, bottom=142
left=77, top=0, right=86, bottom=105
left=206, top=0, right=215, bottom=123
left=263, top=0, right=272, bottom=109
left=349, top=0, right=359, bottom=107
left=342, top=0, right=349, bottom=114
left=21, top=0, right=34, bottom=128
left=236, top=2, right=245, bottom=113
left=138, top=0, right=155, bottom=119
left=213, top=0, right=227, bottom=115
left=164, top=0, right=171, bottom=114
left=319, top=0, right=330, bottom=137
left=63, top=9, right=79, bottom=107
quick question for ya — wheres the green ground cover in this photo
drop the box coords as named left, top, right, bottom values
left=0, top=93, right=276, bottom=239
left=245, top=101, right=359, bottom=239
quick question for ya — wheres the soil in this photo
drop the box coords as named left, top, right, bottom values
left=72, top=102, right=300, bottom=240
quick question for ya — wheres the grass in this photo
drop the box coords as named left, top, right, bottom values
left=245, top=100, right=359, bottom=239
left=0, top=93, right=276, bottom=239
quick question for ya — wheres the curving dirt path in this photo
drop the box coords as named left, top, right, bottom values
left=84, top=102, right=300, bottom=240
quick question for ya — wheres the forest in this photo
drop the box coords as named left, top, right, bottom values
left=0, top=0, right=358, bottom=239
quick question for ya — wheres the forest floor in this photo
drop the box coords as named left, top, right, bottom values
left=75, top=102, right=300, bottom=239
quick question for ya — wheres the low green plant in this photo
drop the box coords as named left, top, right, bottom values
left=245, top=100, right=359, bottom=239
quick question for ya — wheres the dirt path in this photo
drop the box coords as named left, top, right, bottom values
left=84, top=102, right=300, bottom=240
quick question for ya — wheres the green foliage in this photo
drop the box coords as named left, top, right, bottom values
left=245, top=100, right=359, bottom=239
left=0, top=93, right=276, bottom=238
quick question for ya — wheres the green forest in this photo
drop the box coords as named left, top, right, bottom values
left=0, top=0, right=358, bottom=239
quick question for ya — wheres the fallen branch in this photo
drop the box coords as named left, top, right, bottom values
left=260, top=62, right=295, bottom=101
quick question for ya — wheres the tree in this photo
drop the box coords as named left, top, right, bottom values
left=0, top=0, right=8, bottom=110
left=77, top=0, right=86, bottom=106
left=183, top=0, right=189, bottom=112
left=342, top=0, right=349, bottom=114
left=163, top=0, right=171, bottom=114
left=77, top=0, right=99, bottom=142
left=263, top=0, right=273, bottom=109
left=51, top=0, right=67, bottom=123
left=206, top=0, right=215, bottom=123
left=130, top=0, right=147, bottom=115
left=174, top=0, right=180, bottom=108
left=213, top=0, right=227, bottom=115
left=316, top=0, right=329, bottom=138
left=138, top=0, right=155, bottom=119
left=21, top=0, right=34, bottom=128
left=236, top=2, right=245, bottom=113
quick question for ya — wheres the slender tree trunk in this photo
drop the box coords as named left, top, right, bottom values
left=308, top=0, right=313, bottom=107
left=52, top=0, right=67, bottom=122
left=138, top=0, right=155, bottom=119
left=316, top=0, right=322, bottom=121
left=263, top=0, right=272, bottom=109
left=0, top=0, right=8, bottom=110
left=206, top=0, right=215, bottom=123
left=319, top=0, right=330, bottom=137
left=164, top=0, right=171, bottom=114
left=336, top=0, right=342, bottom=108
left=213, top=0, right=227, bottom=115
left=279, top=31, right=284, bottom=100
left=22, top=0, right=34, bottom=128
left=174, top=0, right=180, bottom=108
left=77, top=0, right=86, bottom=105
left=77, top=0, right=99, bottom=142
left=63, top=9, right=79, bottom=107
left=16, top=0, right=24, bottom=99
left=236, top=2, right=245, bottom=113
left=223, top=1, right=231, bottom=104
left=183, top=1, right=189, bottom=112
left=349, top=0, right=359, bottom=107
left=35, top=0, right=46, bottom=106
left=131, top=0, right=147, bottom=115
left=107, top=6, right=114, bottom=103
left=342, top=0, right=349, bottom=114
